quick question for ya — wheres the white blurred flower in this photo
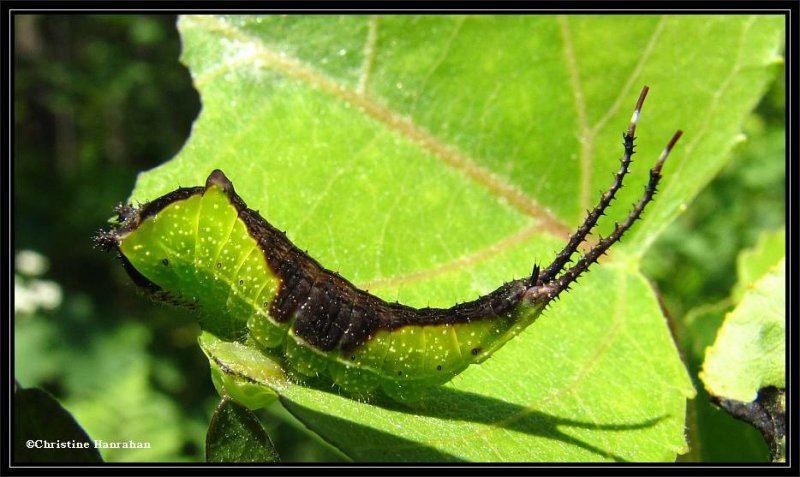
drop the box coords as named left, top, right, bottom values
left=14, top=250, right=63, bottom=315
left=15, top=277, right=63, bottom=314
left=28, top=279, right=63, bottom=310
left=14, top=278, right=37, bottom=314
left=16, top=250, right=49, bottom=277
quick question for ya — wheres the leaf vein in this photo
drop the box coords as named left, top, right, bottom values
left=590, top=17, right=668, bottom=136
left=356, top=15, right=379, bottom=95
left=557, top=15, right=591, bottom=218
left=190, top=15, right=571, bottom=238
left=360, top=221, right=540, bottom=291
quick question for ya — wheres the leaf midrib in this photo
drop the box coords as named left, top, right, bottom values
left=186, top=15, right=571, bottom=238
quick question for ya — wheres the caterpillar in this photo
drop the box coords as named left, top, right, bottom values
left=95, top=86, right=682, bottom=402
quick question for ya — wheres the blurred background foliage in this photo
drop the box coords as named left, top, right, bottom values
left=14, top=15, right=784, bottom=462
left=642, top=57, right=785, bottom=462
left=14, top=15, right=342, bottom=462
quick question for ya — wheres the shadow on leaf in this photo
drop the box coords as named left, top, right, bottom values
left=280, top=383, right=666, bottom=462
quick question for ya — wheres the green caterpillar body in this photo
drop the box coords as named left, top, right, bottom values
left=95, top=86, right=681, bottom=402
left=104, top=171, right=546, bottom=400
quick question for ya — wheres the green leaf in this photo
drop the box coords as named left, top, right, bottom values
left=123, top=15, right=782, bottom=461
left=733, top=227, right=785, bottom=301
left=206, top=396, right=280, bottom=463
left=679, top=227, right=786, bottom=462
left=682, top=302, right=769, bottom=462
left=200, top=332, right=283, bottom=410
left=701, top=257, right=785, bottom=402
left=14, top=383, right=103, bottom=463
left=282, top=267, right=692, bottom=461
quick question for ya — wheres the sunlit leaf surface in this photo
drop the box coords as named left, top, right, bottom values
left=128, top=15, right=782, bottom=461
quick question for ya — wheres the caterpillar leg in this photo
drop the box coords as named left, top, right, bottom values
left=530, top=86, right=682, bottom=299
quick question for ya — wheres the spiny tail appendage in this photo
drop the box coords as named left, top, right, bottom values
left=525, top=85, right=683, bottom=305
